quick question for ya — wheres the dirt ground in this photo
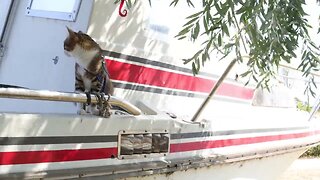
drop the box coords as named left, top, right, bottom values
left=278, top=158, right=320, bottom=180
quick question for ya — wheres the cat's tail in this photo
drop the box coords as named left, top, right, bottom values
left=104, top=79, right=114, bottom=96
left=101, top=60, right=114, bottom=96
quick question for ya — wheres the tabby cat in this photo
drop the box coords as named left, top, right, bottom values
left=64, top=27, right=113, bottom=117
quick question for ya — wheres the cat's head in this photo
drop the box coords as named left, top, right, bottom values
left=64, top=27, right=78, bottom=53
left=64, top=27, right=100, bottom=55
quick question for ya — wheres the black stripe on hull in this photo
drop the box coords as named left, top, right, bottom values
left=0, top=127, right=307, bottom=145
left=0, top=136, right=117, bottom=145
left=170, top=127, right=309, bottom=139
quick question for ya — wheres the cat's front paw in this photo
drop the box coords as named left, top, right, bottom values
left=99, top=108, right=111, bottom=118
left=91, top=108, right=100, bottom=116
left=78, top=109, right=88, bottom=115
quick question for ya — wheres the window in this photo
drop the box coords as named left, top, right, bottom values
left=26, top=0, right=81, bottom=21
left=0, top=0, right=14, bottom=57
left=147, top=0, right=201, bottom=41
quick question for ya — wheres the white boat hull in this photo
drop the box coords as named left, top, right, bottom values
left=125, top=149, right=305, bottom=180
left=0, top=110, right=319, bottom=179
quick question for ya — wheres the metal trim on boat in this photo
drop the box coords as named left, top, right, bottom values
left=0, top=88, right=142, bottom=115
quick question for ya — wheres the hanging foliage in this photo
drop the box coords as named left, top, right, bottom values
left=115, top=0, right=320, bottom=96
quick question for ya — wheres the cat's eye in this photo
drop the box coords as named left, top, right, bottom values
left=64, top=44, right=70, bottom=51
left=64, top=41, right=71, bottom=51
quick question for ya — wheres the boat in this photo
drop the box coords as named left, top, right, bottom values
left=0, top=0, right=319, bottom=179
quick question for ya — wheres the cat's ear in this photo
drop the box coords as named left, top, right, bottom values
left=66, top=26, right=76, bottom=37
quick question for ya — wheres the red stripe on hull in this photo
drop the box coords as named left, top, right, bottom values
left=106, top=59, right=254, bottom=100
left=0, top=148, right=117, bottom=165
left=170, top=131, right=320, bottom=153
left=1, top=131, right=319, bottom=165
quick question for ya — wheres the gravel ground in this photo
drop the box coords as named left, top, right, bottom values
left=278, top=158, right=320, bottom=180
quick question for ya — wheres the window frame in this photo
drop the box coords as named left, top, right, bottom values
left=25, top=0, right=82, bottom=22
left=0, top=0, right=14, bottom=58
left=0, top=0, right=14, bottom=43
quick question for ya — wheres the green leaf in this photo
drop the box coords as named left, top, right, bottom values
left=310, top=87, right=316, bottom=97
left=282, top=55, right=291, bottom=63
left=244, top=80, right=250, bottom=86
left=214, top=3, right=222, bottom=15
left=183, top=17, right=199, bottom=27
left=183, top=58, right=192, bottom=64
left=208, top=0, right=214, bottom=6
left=302, top=50, right=307, bottom=60
left=175, top=24, right=193, bottom=37
left=207, top=26, right=220, bottom=33
left=227, top=0, right=234, bottom=10
left=312, top=77, right=318, bottom=88
left=218, top=34, right=222, bottom=46
left=126, top=0, right=132, bottom=9
left=187, top=0, right=195, bottom=7
left=170, top=0, right=179, bottom=7
left=236, top=6, right=247, bottom=14
left=186, top=11, right=203, bottom=19
left=201, top=52, right=207, bottom=66
left=221, top=23, right=229, bottom=36
left=192, top=62, right=197, bottom=75
left=252, top=75, right=258, bottom=82
left=224, top=43, right=234, bottom=49
left=193, top=22, right=200, bottom=40
left=206, top=38, right=213, bottom=49
left=220, top=2, right=230, bottom=16
left=196, top=57, right=200, bottom=71
left=178, top=36, right=187, bottom=40
left=193, top=49, right=203, bottom=59
left=206, top=9, right=213, bottom=24
left=227, top=11, right=233, bottom=26
left=240, top=70, right=252, bottom=77
left=203, top=16, right=209, bottom=34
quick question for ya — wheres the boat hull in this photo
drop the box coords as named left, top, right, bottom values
left=0, top=111, right=319, bottom=179
left=124, top=149, right=305, bottom=180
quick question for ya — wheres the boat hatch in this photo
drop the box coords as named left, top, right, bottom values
left=118, top=130, right=170, bottom=159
